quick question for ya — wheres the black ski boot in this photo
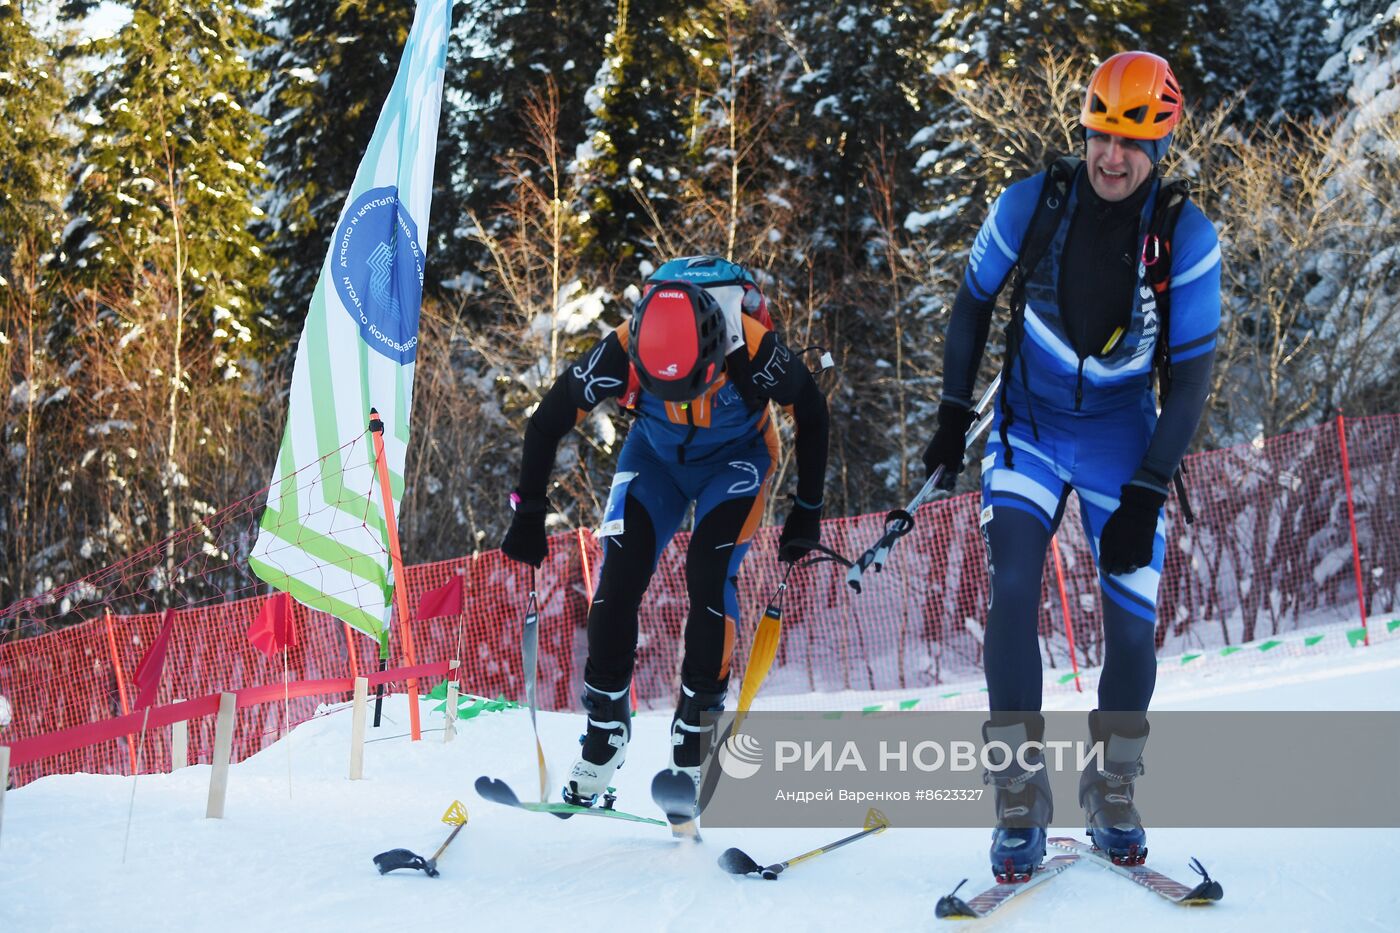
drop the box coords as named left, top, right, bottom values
left=668, top=683, right=727, bottom=791
left=1079, top=710, right=1149, bottom=863
left=984, top=715, right=1053, bottom=881
left=563, top=682, right=631, bottom=807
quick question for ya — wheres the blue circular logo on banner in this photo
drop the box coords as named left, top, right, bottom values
left=332, top=186, right=424, bottom=365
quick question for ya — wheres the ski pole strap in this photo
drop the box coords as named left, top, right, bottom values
left=869, top=506, right=918, bottom=574
left=844, top=505, right=918, bottom=594
left=883, top=508, right=916, bottom=538
left=782, top=539, right=854, bottom=569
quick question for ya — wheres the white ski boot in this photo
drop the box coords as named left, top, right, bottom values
left=563, top=682, right=631, bottom=807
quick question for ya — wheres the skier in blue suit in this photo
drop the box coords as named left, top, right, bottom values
left=501, top=257, right=829, bottom=808
left=921, top=51, right=1221, bottom=877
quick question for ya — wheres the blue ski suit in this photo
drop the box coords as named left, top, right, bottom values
left=942, top=164, right=1221, bottom=713
left=516, top=311, right=828, bottom=697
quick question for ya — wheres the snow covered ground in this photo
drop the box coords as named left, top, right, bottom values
left=3, top=635, right=1398, bottom=932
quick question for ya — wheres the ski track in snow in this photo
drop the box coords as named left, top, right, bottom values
left=2, top=638, right=1398, bottom=932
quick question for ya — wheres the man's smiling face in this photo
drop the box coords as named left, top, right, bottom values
left=1086, top=133, right=1153, bottom=202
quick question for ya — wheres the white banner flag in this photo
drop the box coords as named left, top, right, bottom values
left=250, top=0, right=451, bottom=649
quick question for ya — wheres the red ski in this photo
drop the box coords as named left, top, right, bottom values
left=1048, top=836, right=1223, bottom=905
left=935, top=853, right=1081, bottom=919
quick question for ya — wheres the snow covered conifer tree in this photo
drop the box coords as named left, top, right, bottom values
left=56, top=0, right=272, bottom=584
left=575, top=0, right=732, bottom=268
left=256, top=0, right=414, bottom=327
left=1184, top=0, right=1336, bottom=122
left=436, top=0, right=611, bottom=287
left=0, top=0, right=73, bottom=607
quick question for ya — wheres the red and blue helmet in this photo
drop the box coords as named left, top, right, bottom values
left=628, top=277, right=727, bottom=402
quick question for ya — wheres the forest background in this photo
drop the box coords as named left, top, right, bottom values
left=2, top=0, right=1397, bottom=623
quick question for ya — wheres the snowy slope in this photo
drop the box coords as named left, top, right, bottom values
left=2, top=637, right=1399, bottom=933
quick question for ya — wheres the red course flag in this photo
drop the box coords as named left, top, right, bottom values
left=247, top=591, right=297, bottom=658
left=132, top=608, right=176, bottom=709
left=415, top=574, right=463, bottom=622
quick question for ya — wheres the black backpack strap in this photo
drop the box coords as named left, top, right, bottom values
left=998, top=156, right=1078, bottom=467
left=1015, top=156, right=1080, bottom=282
left=1143, top=176, right=1195, bottom=522
left=1144, top=177, right=1191, bottom=398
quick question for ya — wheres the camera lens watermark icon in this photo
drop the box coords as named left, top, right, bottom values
left=717, top=732, right=764, bottom=779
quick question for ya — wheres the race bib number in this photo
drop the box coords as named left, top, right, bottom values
left=596, top=472, right=639, bottom=538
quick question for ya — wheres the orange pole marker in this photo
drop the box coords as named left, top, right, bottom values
left=370, top=408, right=421, bottom=741
left=1050, top=536, right=1082, bottom=692
left=103, top=609, right=136, bottom=769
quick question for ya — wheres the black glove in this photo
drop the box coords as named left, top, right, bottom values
left=501, top=493, right=548, bottom=568
left=1098, top=484, right=1166, bottom=576
left=778, top=498, right=823, bottom=563
left=921, top=402, right=976, bottom=490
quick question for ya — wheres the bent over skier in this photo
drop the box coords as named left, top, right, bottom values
left=500, top=256, right=830, bottom=807
left=921, top=51, right=1221, bottom=877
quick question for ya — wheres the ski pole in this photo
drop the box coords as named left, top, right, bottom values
left=733, top=562, right=795, bottom=734
left=519, top=582, right=549, bottom=802
left=718, top=807, right=890, bottom=880
left=727, top=546, right=850, bottom=732
left=696, top=544, right=852, bottom=813
left=733, top=542, right=850, bottom=733
left=846, top=374, right=1000, bottom=593
left=373, top=800, right=469, bottom=878
left=696, top=566, right=797, bottom=814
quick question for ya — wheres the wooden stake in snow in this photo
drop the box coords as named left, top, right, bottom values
left=0, top=745, right=10, bottom=848
left=206, top=692, right=237, bottom=819
left=171, top=699, right=188, bottom=770
left=349, top=676, right=369, bottom=780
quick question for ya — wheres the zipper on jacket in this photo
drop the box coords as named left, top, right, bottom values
left=677, top=404, right=698, bottom=464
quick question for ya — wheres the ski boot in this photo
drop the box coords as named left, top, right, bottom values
left=563, top=682, right=631, bottom=808
left=667, top=683, right=727, bottom=792
left=1079, top=711, right=1149, bottom=864
left=984, top=715, right=1052, bottom=882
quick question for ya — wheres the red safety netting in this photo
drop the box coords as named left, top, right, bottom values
left=1, top=414, right=1396, bottom=788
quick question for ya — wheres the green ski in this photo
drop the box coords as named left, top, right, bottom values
left=475, top=776, right=667, bottom=827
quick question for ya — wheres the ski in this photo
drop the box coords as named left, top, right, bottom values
left=474, top=776, right=667, bottom=828
left=935, top=853, right=1080, bottom=919
left=650, top=769, right=703, bottom=842
left=1048, top=837, right=1223, bottom=905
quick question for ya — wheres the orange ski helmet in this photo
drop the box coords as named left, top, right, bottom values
left=1081, top=51, right=1182, bottom=140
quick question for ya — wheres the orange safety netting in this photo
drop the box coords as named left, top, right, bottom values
left=0, top=414, right=1396, bottom=788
